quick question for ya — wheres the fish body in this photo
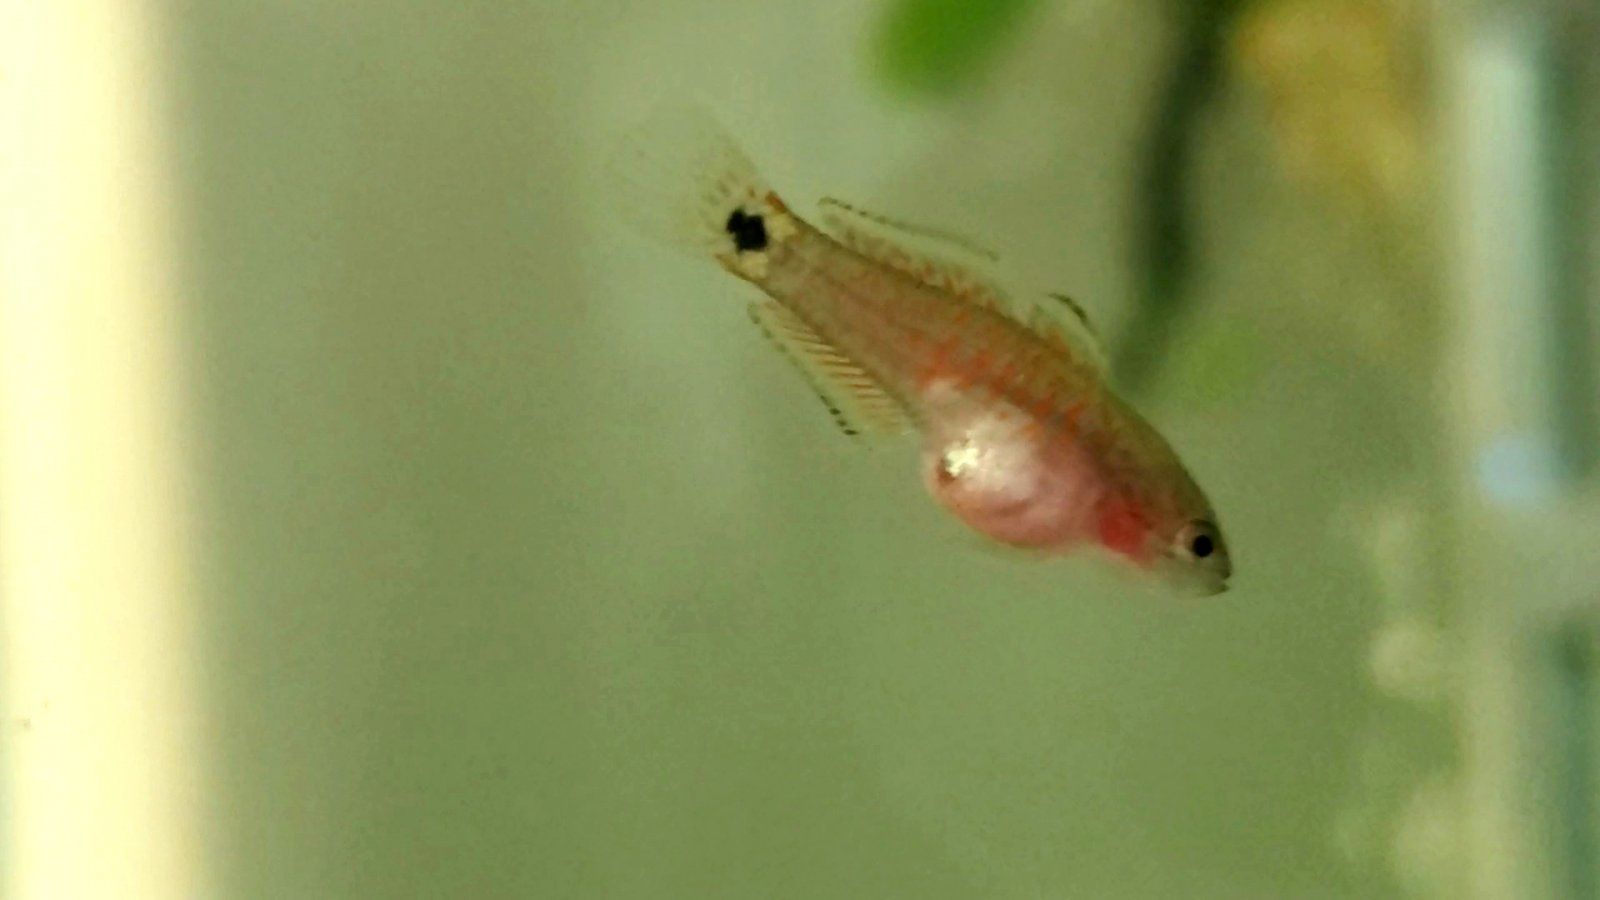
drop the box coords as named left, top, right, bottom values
left=606, top=108, right=1231, bottom=595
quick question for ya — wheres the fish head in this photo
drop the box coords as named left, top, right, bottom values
left=1095, top=493, right=1231, bottom=596
left=1149, top=517, right=1232, bottom=596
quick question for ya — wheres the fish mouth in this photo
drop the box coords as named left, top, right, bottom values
left=1202, top=562, right=1233, bottom=596
left=1155, top=554, right=1230, bottom=597
left=1172, top=572, right=1229, bottom=597
left=1166, top=561, right=1230, bottom=597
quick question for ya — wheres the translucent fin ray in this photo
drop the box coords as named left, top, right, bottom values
left=818, top=197, right=1000, bottom=265
left=1025, top=292, right=1109, bottom=373
left=747, top=301, right=913, bottom=437
left=816, top=198, right=1108, bottom=372
left=601, top=104, right=791, bottom=265
left=818, top=200, right=1011, bottom=313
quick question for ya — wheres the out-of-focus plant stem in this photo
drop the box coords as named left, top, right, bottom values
left=1117, top=0, right=1250, bottom=392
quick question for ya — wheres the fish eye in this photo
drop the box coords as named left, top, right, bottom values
left=1178, top=521, right=1221, bottom=561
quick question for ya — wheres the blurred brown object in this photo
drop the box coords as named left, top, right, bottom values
left=1232, top=0, right=1429, bottom=220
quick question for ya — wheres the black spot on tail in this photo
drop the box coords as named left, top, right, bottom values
left=725, top=208, right=769, bottom=253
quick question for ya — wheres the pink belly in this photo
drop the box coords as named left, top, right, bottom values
left=918, top=389, right=1099, bottom=551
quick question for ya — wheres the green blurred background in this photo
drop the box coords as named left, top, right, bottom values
left=5, top=0, right=1600, bottom=897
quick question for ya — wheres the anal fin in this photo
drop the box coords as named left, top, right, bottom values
left=747, top=301, right=913, bottom=437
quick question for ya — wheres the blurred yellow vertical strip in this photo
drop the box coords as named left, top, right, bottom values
left=0, top=0, right=204, bottom=898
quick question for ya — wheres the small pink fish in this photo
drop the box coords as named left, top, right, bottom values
left=607, top=108, right=1232, bottom=595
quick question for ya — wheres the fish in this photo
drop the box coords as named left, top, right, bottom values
left=603, top=106, right=1232, bottom=595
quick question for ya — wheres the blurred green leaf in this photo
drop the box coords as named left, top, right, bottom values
left=872, top=0, right=1040, bottom=97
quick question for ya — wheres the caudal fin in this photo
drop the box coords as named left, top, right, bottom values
left=600, top=105, right=791, bottom=264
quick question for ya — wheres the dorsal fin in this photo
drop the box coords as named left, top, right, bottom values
left=747, top=301, right=914, bottom=437
left=818, top=198, right=1109, bottom=374
left=818, top=197, right=1000, bottom=265
left=1026, top=292, right=1109, bottom=373
left=817, top=198, right=1009, bottom=312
